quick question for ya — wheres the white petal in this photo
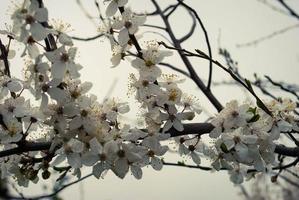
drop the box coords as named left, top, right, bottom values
left=30, top=23, right=48, bottom=41
left=27, top=44, right=40, bottom=59
left=69, top=139, right=84, bottom=153
left=118, top=28, right=129, bottom=46
left=89, top=137, right=103, bottom=154
left=67, top=153, right=82, bottom=169
left=114, top=158, right=129, bottom=178
left=40, top=93, right=49, bottom=109
left=173, top=119, right=184, bottom=132
left=59, top=33, right=73, bottom=46
left=51, top=61, right=66, bottom=79
left=35, top=8, right=48, bottom=22
left=80, top=82, right=93, bottom=94
left=131, top=58, right=144, bottom=69
left=209, top=127, right=221, bottom=138
left=93, top=162, right=107, bottom=179
left=235, top=143, right=248, bottom=160
left=47, top=87, right=66, bottom=103
left=179, top=144, right=189, bottom=155
left=151, top=157, right=163, bottom=171
left=111, top=54, right=122, bottom=67
left=106, top=1, right=118, bottom=17
left=162, top=120, right=173, bottom=132
left=131, top=165, right=142, bottom=179
left=69, top=116, right=83, bottom=130
left=7, top=81, right=22, bottom=92
left=191, top=152, right=201, bottom=165
left=254, top=158, right=265, bottom=172
left=230, top=171, right=244, bottom=184
left=118, top=0, right=128, bottom=7
left=7, top=50, right=16, bottom=59
left=50, top=154, right=66, bottom=166
left=241, top=135, right=258, bottom=144
left=82, top=152, right=99, bottom=166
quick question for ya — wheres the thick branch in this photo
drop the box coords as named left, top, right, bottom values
left=0, top=141, right=51, bottom=158
left=1, top=123, right=299, bottom=158
left=0, top=39, right=11, bottom=77
left=277, top=0, right=299, bottom=20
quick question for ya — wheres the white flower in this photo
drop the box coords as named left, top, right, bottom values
left=160, top=105, right=195, bottom=132
left=131, top=42, right=172, bottom=81
left=0, top=117, right=23, bottom=144
left=116, top=8, right=146, bottom=46
left=180, top=94, right=202, bottom=114
left=50, top=19, right=73, bottom=46
left=112, top=143, right=142, bottom=178
left=12, top=0, right=49, bottom=41
left=0, top=76, right=23, bottom=99
left=229, top=166, right=246, bottom=184
left=20, top=34, right=40, bottom=59
left=45, top=46, right=80, bottom=80
left=142, top=134, right=168, bottom=170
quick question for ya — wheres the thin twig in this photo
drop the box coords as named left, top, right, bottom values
left=236, top=23, right=299, bottom=48
left=151, top=0, right=223, bottom=112
left=177, top=0, right=213, bottom=90
left=6, top=174, right=93, bottom=200
left=72, top=33, right=104, bottom=41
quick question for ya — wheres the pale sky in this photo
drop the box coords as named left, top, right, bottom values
left=1, top=0, right=299, bottom=199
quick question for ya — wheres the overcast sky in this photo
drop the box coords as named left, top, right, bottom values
left=1, top=0, right=299, bottom=199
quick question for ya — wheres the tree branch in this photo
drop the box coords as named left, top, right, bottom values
left=178, top=11, right=196, bottom=43
left=0, top=39, right=11, bottom=77
left=277, top=0, right=299, bottom=20
left=2, top=123, right=299, bottom=158
left=4, top=173, right=93, bottom=200
left=151, top=0, right=223, bottom=112
left=177, top=0, right=214, bottom=90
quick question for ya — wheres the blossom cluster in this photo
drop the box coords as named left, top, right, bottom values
left=0, top=0, right=202, bottom=186
left=206, top=99, right=298, bottom=183
left=0, top=0, right=298, bottom=188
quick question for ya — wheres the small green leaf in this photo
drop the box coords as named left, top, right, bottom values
left=247, top=107, right=257, bottom=115
left=245, top=79, right=253, bottom=91
left=220, top=143, right=229, bottom=153
left=256, top=99, right=272, bottom=116
left=247, top=114, right=260, bottom=123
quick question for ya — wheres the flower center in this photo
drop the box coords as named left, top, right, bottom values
left=25, top=15, right=35, bottom=24
left=60, top=53, right=69, bottom=62
left=168, top=89, right=178, bottom=102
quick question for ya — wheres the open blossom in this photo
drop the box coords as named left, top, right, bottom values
left=110, top=44, right=129, bottom=67
left=175, top=136, right=205, bottom=165
left=141, top=134, right=169, bottom=170
left=45, top=46, right=81, bottom=80
left=50, top=19, right=74, bottom=46
left=180, top=94, right=202, bottom=114
left=160, top=105, right=195, bottom=132
left=131, top=42, right=172, bottom=81
left=114, top=8, right=146, bottom=46
left=207, top=98, right=298, bottom=183
left=0, top=116, right=23, bottom=144
left=0, top=75, right=23, bottom=99
left=11, top=0, right=49, bottom=41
